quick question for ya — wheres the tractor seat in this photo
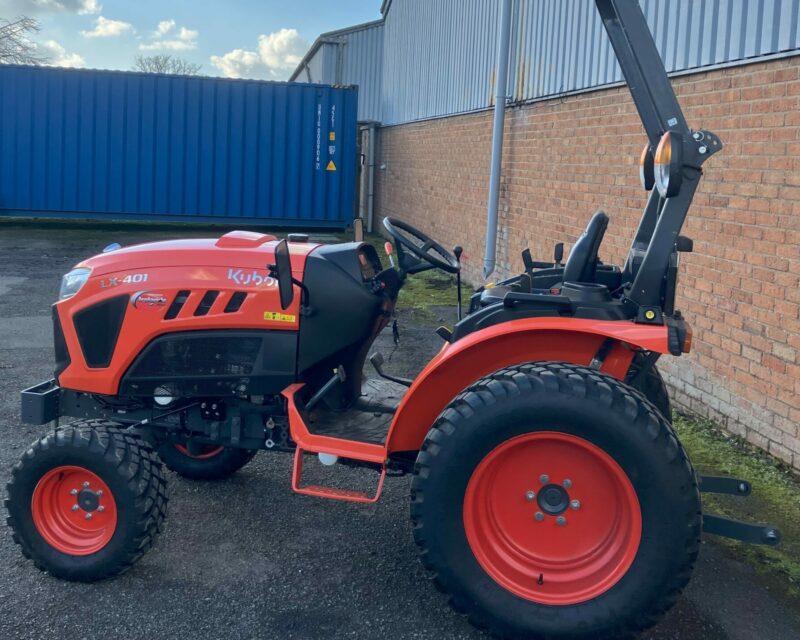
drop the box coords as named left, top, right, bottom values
left=562, top=211, right=609, bottom=284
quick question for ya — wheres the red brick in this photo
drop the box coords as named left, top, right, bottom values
left=375, top=56, right=800, bottom=470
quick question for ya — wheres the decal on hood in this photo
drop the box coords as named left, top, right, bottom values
left=131, top=290, right=169, bottom=309
left=228, top=269, right=278, bottom=288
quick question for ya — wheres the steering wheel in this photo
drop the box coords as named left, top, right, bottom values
left=382, top=217, right=460, bottom=274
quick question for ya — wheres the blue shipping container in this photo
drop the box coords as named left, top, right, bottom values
left=0, top=65, right=358, bottom=228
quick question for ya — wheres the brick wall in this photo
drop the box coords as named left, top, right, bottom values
left=375, top=56, right=800, bottom=470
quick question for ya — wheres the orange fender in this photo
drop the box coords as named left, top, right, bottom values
left=385, top=317, right=670, bottom=454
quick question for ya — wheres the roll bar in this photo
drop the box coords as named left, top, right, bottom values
left=594, top=0, right=722, bottom=313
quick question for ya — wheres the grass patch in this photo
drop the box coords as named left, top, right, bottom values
left=362, top=233, right=459, bottom=319
left=674, top=412, right=800, bottom=593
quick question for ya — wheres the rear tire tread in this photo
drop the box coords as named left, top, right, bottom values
left=410, top=362, right=700, bottom=639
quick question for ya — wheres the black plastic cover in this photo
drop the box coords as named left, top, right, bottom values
left=74, top=294, right=128, bottom=368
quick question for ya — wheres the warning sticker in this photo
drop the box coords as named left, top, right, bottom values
left=264, top=311, right=296, bottom=323
left=329, top=131, right=336, bottom=141
left=326, top=160, right=337, bottom=171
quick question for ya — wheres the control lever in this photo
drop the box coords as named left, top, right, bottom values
left=554, top=242, right=564, bottom=267
left=384, top=241, right=395, bottom=268
left=453, top=245, right=463, bottom=321
left=369, top=353, right=412, bottom=387
left=305, top=366, right=346, bottom=412
left=521, top=248, right=534, bottom=271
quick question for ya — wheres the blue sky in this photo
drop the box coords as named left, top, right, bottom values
left=1, top=0, right=381, bottom=78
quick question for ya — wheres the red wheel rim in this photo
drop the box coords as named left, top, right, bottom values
left=175, top=443, right=224, bottom=459
left=463, top=432, right=641, bottom=605
left=31, top=466, right=118, bottom=556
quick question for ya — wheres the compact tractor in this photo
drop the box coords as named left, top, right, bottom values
left=6, top=1, right=781, bottom=638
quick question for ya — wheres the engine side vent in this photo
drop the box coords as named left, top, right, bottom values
left=164, top=290, right=190, bottom=320
left=224, top=291, right=248, bottom=313
left=194, top=291, right=220, bottom=316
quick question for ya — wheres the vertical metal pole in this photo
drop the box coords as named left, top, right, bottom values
left=367, top=123, right=377, bottom=233
left=483, top=0, right=513, bottom=279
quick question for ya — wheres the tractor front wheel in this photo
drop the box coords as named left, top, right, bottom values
left=156, top=442, right=256, bottom=480
left=5, top=420, right=168, bottom=582
left=411, top=362, right=700, bottom=639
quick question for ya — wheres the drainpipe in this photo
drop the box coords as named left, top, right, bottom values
left=367, top=123, right=377, bottom=233
left=483, top=0, right=513, bottom=279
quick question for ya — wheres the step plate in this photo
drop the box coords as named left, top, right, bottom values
left=305, top=378, right=406, bottom=444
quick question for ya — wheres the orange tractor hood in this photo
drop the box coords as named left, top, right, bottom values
left=76, top=231, right=320, bottom=277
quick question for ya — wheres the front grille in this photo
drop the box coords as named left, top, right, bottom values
left=73, top=295, right=128, bottom=368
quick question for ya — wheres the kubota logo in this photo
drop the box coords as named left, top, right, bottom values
left=227, top=269, right=278, bottom=287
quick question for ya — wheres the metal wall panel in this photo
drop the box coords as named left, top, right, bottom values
left=291, top=22, right=384, bottom=122
left=340, top=23, right=384, bottom=122
left=382, top=0, right=500, bottom=124
left=378, top=0, right=800, bottom=125
left=0, top=65, right=358, bottom=227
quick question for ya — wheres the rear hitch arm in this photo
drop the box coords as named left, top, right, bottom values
left=699, top=474, right=781, bottom=546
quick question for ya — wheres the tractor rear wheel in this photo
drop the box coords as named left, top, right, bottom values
left=156, top=442, right=256, bottom=480
left=411, top=362, right=700, bottom=639
left=5, top=420, right=168, bottom=582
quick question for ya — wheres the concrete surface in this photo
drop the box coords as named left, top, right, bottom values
left=0, top=223, right=799, bottom=640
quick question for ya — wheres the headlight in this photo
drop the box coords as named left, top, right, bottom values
left=654, top=131, right=683, bottom=198
left=59, top=268, right=91, bottom=300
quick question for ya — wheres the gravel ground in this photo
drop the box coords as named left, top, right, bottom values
left=0, top=222, right=798, bottom=640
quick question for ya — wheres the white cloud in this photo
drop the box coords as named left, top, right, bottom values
left=41, top=39, right=85, bottom=67
left=81, top=16, right=132, bottom=38
left=8, top=0, right=100, bottom=14
left=210, top=28, right=308, bottom=80
left=210, top=49, right=265, bottom=80
left=139, top=19, right=198, bottom=51
left=154, top=20, right=175, bottom=37
left=257, top=29, right=305, bottom=72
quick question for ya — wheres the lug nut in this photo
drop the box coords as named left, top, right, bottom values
left=70, top=488, right=78, bottom=496
left=557, top=516, right=567, bottom=526
left=699, top=145, right=707, bottom=154
left=570, top=499, right=581, bottom=510
left=562, top=479, right=573, bottom=489
left=83, top=481, right=90, bottom=488
left=534, top=512, right=544, bottom=522
left=525, top=491, right=536, bottom=501
left=97, top=490, right=103, bottom=497
left=539, top=474, right=549, bottom=484
left=98, top=506, right=105, bottom=513
left=85, top=513, right=93, bottom=520
left=71, top=504, right=79, bottom=512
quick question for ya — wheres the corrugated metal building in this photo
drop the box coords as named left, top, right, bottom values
left=293, top=0, right=800, bottom=125
left=290, top=20, right=384, bottom=122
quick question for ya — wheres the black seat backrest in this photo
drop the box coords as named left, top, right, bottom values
left=562, top=211, right=609, bottom=284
